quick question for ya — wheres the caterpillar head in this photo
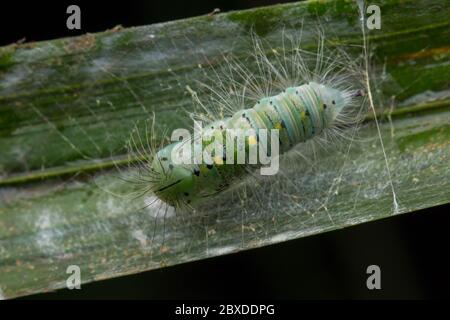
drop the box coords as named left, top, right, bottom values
left=311, top=82, right=349, bottom=125
left=149, top=142, right=194, bottom=206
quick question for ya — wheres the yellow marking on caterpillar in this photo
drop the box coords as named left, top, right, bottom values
left=248, top=136, right=258, bottom=145
left=200, top=166, right=209, bottom=174
left=214, top=155, right=224, bottom=165
left=301, top=111, right=306, bottom=119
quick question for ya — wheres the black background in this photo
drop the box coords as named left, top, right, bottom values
left=1, top=0, right=449, bottom=299
left=0, top=0, right=298, bottom=46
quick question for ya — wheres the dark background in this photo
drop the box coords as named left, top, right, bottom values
left=0, top=0, right=298, bottom=46
left=1, top=0, right=449, bottom=299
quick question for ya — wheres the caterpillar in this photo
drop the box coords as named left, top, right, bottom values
left=131, top=33, right=367, bottom=211
left=151, top=82, right=358, bottom=207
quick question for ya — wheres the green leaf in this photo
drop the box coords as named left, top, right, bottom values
left=0, top=0, right=449, bottom=298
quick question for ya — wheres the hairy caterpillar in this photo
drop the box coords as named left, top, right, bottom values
left=128, top=32, right=367, bottom=211
left=151, top=82, right=359, bottom=207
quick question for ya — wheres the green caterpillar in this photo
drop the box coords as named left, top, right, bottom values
left=149, top=81, right=355, bottom=207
